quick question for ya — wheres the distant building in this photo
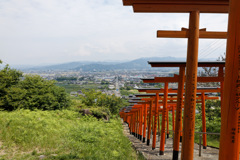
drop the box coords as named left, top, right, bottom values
left=133, top=84, right=139, bottom=89
left=108, top=85, right=115, bottom=90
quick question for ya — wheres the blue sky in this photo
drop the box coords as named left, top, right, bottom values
left=0, top=0, right=228, bottom=65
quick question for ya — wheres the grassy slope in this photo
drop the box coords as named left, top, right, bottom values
left=0, top=110, right=141, bottom=160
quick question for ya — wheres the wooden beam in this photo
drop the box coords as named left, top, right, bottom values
left=143, top=76, right=224, bottom=83
left=157, top=30, right=227, bottom=39
left=133, top=4, right=229, bottom=13
left=123, top=0, right=229, bottom=6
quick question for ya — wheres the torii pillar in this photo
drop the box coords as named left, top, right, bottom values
left=219, top=0, right=240, bottom=159
left=173, top=67, right=185, bottom=159
left=160, top=82, right=169, bottom=155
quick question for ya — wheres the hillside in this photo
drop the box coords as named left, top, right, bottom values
left=17, top=56, right=215, bottom=72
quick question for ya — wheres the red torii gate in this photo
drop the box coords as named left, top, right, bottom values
left=143, top=61, right=224, bottom=157
left=120, top=1, right=229, bottom=159
left=122, top=92, right=220, bottom=153
left=137, top=87, right=220, bottom=153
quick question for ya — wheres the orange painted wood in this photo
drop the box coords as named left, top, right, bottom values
left=181, top=11, right=200, bottom=160
left=201, top=93, right=207, bottom=149
left=147, top=100, right=153, bottom=145
left=143, top=76, right=224, bottom=83
left=123, top=0, right=229, bottom=6
left=149, top=62, right=225, bottom=68
left=157, top=30, right=227, bottom=39
left=158, top=112, right=161, bottom=137
left=173, top=67, right=185, bottom=159
left=140, top=105, right=143, bottom=139
left=132, top=4, right=228, bottom=13
left=160, top=82, right=169, bottom=155
left=167, top=108, right=169, bottom=136
left=219, top=0, right=240, bottom=159
left=143, top=103, right=147, bottom=142
left=152, top=93, right=159, bottom=149
left=172, top=106, right=175, bottom=131
left=218, top=66, right=224, bottom=118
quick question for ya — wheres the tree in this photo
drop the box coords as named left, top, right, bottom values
left=79, top=90, right=128, bottom=115
left=1, top=75, right=70, bottom=111
left=0, top=64, right=22, bottom=99
left=0, top=61, right=70, bottom=111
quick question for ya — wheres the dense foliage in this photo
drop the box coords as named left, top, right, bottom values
left=196, top=100, right=221, bottom=135
left=0, top=63, right=70, bottom=111
left=79, top=90, right=128, bottom=115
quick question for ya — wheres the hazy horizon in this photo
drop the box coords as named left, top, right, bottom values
left=1, top=0, right=228, bottom=66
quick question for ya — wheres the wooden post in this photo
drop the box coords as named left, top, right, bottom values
left=167, top=108, right=170, bottom=138
left=143, top=103, right=147, bottom=143
left=147, top=100, right=153, bottom=145
left=132, top=113, right=136, bottom=136
left=219, top=0, right=240, bottom=159
left=201, top=92, right=207, bottom=149
left=181, top=11, right=200, bottom=160
left=136, top=111, right=138, bottom=137
left=218, top=66, right=224, bottom=118
left=173, top=66, right=185, bottom=160
left=152, top=93, right=159, bottom=150
left=172, top=105, right=175, bottom=132
left=152, top=93, right=159, bottom=149
left=140, top=105, right=143, bottom=140
left=158, top=111, right=161, bottom=140
left=160, top=82, right=169, bottom=155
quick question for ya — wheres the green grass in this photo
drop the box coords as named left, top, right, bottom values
left=0, top=110, right=141, bottom=160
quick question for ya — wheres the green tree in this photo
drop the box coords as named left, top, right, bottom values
left=0, top=63, right=22, bottom=100
left=1, top=75, right=70, bottom=111
left=79, top=90, right=128, bottom=115
left=0, top=61, right=70, bottom=111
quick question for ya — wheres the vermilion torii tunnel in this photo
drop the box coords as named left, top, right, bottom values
left=118, top=0, right=240, bottom=159
left=120, top=60, right=225, bottom=159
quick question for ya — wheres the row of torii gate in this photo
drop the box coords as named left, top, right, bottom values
left=118, top=0, right=240, bottom=160
left=120, top=61, right=223, bottom=159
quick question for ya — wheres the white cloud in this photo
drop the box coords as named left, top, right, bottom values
left=0, top=0, right=228, bottom=65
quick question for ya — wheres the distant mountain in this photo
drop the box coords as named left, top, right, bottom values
left=74, top=57, right=187, bottom=71
left=20, top=61, right=121, bottom=71
left=19, top=56, right=215, bottom=72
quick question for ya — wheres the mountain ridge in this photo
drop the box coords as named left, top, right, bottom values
left=17, top=56, right=215, bottom=71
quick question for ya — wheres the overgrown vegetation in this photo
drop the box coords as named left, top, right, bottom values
left=0, top=110, right=140, bottom=160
